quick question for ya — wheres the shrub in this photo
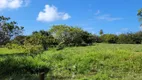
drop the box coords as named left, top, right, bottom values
left=93, top=35, right=102, bottom=43
left=12, top=35, right=27, bottom=45
left=56, top=42, right=65, bottom=50
left=133, top=31, right=142, bottom=44
left=24, top=31, right=58, bottom=50
left=49, top=25, right=95, bottom=46
left=117, top=32, right=142, bottom=44
left=101, top=34, right=118, bottom=43
left=5, top=43, right=23, bottom=49
left=0, top=57, right=50, bottom=79
left=23, top=44, right=44, bottom=54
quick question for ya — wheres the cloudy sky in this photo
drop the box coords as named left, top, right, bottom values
left=0, top=0, right=141, bottom=35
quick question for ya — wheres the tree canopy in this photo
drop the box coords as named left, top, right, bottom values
left=49, top=25, right=94, bottom=46
left=0, top=16, right=24, bottom=45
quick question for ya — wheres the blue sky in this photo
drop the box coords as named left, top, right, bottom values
left=0, top=0, right=141, bottom=35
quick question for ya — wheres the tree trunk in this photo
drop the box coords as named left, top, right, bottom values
left=39, top=72, right=45, bottom=80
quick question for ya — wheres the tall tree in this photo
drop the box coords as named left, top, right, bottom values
left=0, top=16, right=24, bottom=45
left=137, top=8, right=142, bottom=27
left=0, top=31, right=9, bottom=45
left=25, top=30, right=58, bottom=50
left=49, top=25, right=94, bottom=46
left=99, top=29, right=104, bottom=36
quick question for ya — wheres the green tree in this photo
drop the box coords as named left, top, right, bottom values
left=93, top=34, right=102, bottom=43
left=99, top=29, right=104, bottom=36
left=25, top=30, right=58, bottom=50
left=49, top=25, right=94, bottom=46
left=134, top=31, right=142, bottom=44
left=9, top=35, right=27, bottom=46
left=117, top=32, right=136, bottom=44
left=0, top=31, right=10, bottom=45
left=81, top=31, right=95, bottom=45
left=49, top=25, right=81, bottom=46
left=101, top=34, right=118, bottom=43
left=137, top=8, right=142, bottom=21
left=0, top=16, right=24, bottom=45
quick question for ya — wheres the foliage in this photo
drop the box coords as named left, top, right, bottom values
left=117, top=33, right=133, bottom=44
left=93, top=34, right=102, bottom=43
left=99, top=32, right=142, bottom=44
left=133, top=31, right=142, bottom=44
left=43, top=44, right=142, bottom=79
left=0, top=48, right=24, bottom=54
left=49, top=25, right=95, bottom=46
left=0, top=16, right=24, bottom=45
left=25, top=30, right=58, bottom=50
left=12, top=35, right=27, bottom=45
left=5, top=30, right=58, bottom=54
left=99, top=29, right=104, bottom=36
left=0, top=56, right=50, bottom=79
left=137, top=8, right=142, bottom=22
left=56, top=42, right=65, bottom=50
left=1, top=44, right=142, bottom=79
left=81, top=31, right=95, bottom=45
left=100, top=34, right=118, bottom=43
left=0, top=31, right=10, bottom=45
left=117, top=32, right=142, bottom=44
left=6, top=43, right=23, bottom=49
left=23, top=44, right=44, bottom=54
left=5, top=43, right=43, bottom=54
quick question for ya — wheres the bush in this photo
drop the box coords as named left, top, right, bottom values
left=56, top=42, right=65, bottom=50
left=24, top=31, right=58, bottom=50
left=0, top=57, right=50, bottom=79
left=133, top=31, right=142, bottom=44
left=23, top=44, right=44, bottom=54
left=5, top=43, right=44, bottom=54
left=117, top=32, right=142, bottom=44
left=12, top=35, right=27, bottom=45
left=6, top=43, right=23, bottom=49
left=49, top=25, right=95, bottom=46
left=101, top=34, right=118, bottom=43
left=93, top=35, right=102, bottom=43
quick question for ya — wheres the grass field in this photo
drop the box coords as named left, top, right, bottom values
left=0, top=43, right=142, bottom=80
left=0, top=48, right=22, bottom=54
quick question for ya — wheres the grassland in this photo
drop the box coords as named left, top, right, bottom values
left=0, top=48, right=24, bottom=54
left=0, top=43, right=142, bottom=80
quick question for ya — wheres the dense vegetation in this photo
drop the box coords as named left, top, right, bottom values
left=0, top=44, right=142, bottom=80
left=0, top=9, right=142, bottom=79
left=1, top=14, right=142, bottom=52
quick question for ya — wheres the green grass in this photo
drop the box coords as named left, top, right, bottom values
left=0, top=43, right=142, bottom=80
left=0, top=48, right=24, bottom=54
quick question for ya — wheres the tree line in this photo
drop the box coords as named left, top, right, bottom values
left=0, top=16, right=97, bottom=53
left=96, top=30, right=142, bottom=44
left=0, top=8, right=142, bottom=53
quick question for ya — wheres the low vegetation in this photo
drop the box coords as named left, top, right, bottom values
left=0, top=44, right=142, bottom=80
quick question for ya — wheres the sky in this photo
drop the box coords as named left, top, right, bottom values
left=0, top=0, right=142, bottom=35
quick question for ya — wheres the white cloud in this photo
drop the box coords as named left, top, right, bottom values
left=95, top=10, right=100, bottom=15
left=0, top=0, right=30, bottom=10
left=96, top=14, right=123, bottom=21
left=37, top=4, right=71, bottom=22
left=62, top=13, right=70, bottom=20
left=8, top=0, right=23, bottom=9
